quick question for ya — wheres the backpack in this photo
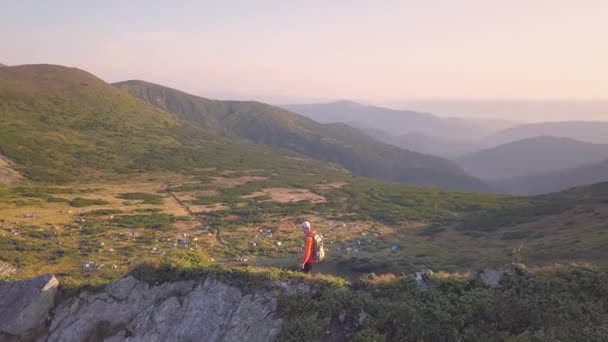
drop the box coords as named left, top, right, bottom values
left=312, top=233, right=325, bottom=262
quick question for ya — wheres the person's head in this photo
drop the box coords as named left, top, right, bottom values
left=301, top=221, right=311, bottom=233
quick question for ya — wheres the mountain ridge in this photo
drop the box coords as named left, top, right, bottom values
left=115, top=80, right=489, bottom=191
left=458, top=136, right=608, bottom=180
left=485, top=121, right=608, bottom=145
left=283, top=101, right=492, bottom=140
left=0, top=64, right=342, bottom=182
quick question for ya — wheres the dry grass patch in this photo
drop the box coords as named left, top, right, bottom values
left=211, top=176, right=267, bottom=188
left=365, top=273, right=398, bottom=286
left=243, top=188, right=325, bottom=203
left=0, top=205, right=75, bottom=226
left=316, top=182, right=348, bottom=190
left=189, top=203, right=229, bottom=213
left=174, top=219, right=199, bottom=231
left=174, top=190, right=219, bottom=202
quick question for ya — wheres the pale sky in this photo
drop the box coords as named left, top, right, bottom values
left=2, top=1, right=608, bottom=112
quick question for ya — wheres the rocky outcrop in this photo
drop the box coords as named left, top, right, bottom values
left=0, top=274, right=58, bottom=336
left=476, top=268, right=505, bottom=287
left=0, top=275, right=282, bottom=341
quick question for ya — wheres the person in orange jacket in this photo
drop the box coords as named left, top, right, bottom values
left=300, top=221, right=316, bottom=273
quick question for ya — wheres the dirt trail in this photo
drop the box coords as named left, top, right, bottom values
left=164, top=183, right=224, bottom=244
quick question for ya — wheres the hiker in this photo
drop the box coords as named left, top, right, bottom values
left=300, top=221, right=324, bottom=273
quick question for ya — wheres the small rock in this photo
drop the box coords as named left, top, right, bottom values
left=476, top=268, right=506, bottom=288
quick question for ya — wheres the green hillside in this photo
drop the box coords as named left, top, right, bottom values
left=1, top=63, right=607, bottom=295
left=0, top=65, right=344, bottom=183
left=114, top=80, right=489, bottom=192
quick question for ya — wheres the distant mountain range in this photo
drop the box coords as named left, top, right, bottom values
left=346, top=123, right=482, bottom=158
left=457, top=136, right=608, bottom=180
left=284, top=100, right=608, bottom=194
left=283, top=101, right=496, bottom=141
left=485, top=121, right=608, bottom=145
left=114, top=81, right=488, bottom=191
left=3, top=63, right=606, bottom=196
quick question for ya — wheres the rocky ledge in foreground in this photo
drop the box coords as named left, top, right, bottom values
left=0, top=272, right=287, bottom=342
left=1, top=264, right=607, bottom=342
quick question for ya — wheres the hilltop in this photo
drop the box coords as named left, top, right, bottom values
left=2, top=64, right=608, bottom=341
left=458, top=136, right=608, bottom=180
left=115, top=80, right=488, bottom=191
left=0, top=64, right=345, bottom=183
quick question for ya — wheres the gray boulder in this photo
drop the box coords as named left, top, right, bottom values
left=46, top=276, right=282, bottom=342
left=0, top=274, right=58, bottom=336
left=476, top=268, right=506, bottom=288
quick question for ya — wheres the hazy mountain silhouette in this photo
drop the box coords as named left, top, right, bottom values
left=495, top=158, right=608, bottom=195
left=283, top=101, right=494, bottom=141
left=485, top=121, right=608, bottom=145
left=458, top=136, right=608, bottom=180
left=344, top=122, right=482, bottom=158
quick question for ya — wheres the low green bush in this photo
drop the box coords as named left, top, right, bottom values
left=117, top=192, right=164, bottom=205
left=113, top=213, right=174, bottom=230
left=70, top=197, right=109, bottom=207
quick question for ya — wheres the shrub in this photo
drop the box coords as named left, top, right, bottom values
left=70, top=197, right=109, bottom=207
left=113, top=213, right=174, bottom=230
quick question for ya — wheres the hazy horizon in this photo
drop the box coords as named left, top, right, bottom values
left=3, top=1, right=607, bottom=121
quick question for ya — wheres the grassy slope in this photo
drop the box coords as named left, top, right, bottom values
left=1, top=63, right=607, bottom=294
left=114, top=80, right=489, bottom=192
left=0, top=64, right=347, bottom=183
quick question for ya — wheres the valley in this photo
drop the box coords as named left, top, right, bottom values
left=1, top=63, right=607, bottom=290
left=3, top=4, right=608, bottom=340
left=2, top=168, right=608, bottom=290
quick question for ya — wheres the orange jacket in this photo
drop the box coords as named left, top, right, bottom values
left=302, top=229, right=317, bottom=264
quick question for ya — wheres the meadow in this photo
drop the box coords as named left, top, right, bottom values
left=2, top=166, right=607, bottom=289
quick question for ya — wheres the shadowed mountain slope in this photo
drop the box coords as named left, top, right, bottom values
left=347, top=122, right=482, bottom=158
left=115, top=80, right=489, bottom=191
left=494, top=159, right=608, bottom=195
